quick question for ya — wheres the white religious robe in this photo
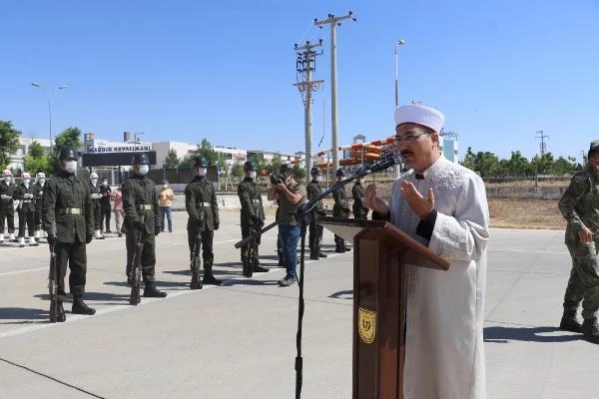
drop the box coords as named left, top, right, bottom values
left=387, top=156, right=489, bottom=399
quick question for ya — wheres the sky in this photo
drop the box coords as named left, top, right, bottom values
left=2, top=0, right=599, bottom=162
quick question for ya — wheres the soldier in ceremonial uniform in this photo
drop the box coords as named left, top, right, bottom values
left=352, top=176, right=369, bottom=220
left=43, top=147, right=96, bottom=322
left=89, top=172, right=104, bottom=240
left=306, top=167, right=327, bottom=260
left=237, top=161, right=269, bottom=277
left=0, top=169, right=17, bottom=243
left=332, top=168, right=351, bottom=253
left=15, top=172, right=38, bottom=247
left=122, top=152, right=167, bottom=298
left=185, top=156, right=222, bottom=286
left=34, top=172, right=46, bottom=242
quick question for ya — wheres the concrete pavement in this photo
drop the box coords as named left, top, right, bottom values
left=0, top=211, right=597, bottom=398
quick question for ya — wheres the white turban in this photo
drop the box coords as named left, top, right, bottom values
left=394, top=103, right=445, bottom=133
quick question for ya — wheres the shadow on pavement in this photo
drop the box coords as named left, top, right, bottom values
left=484, top=326, right=580, bottom=343
left=329, top=290, right=353, bottom=300
left=0, top=307, right=49, bottom=324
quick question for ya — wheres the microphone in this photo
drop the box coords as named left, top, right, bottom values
left=367, top=152, right=398, bottom=174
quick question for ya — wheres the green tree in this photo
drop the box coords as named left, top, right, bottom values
left=506, top=151, right=530, bottom=177
left=195, top=139, right=219, bottom=165
left=24, top=140, right=51, bottom=174
left=28, top=141, right=47, bottom=158
left=553, top=156, right=576, bottom=175
left=460, top=146, right=476, bottom=171
left=293, top=163, right=306, bottom=181
left=250, top=153, right=266, bottom=176
left=230, top=162, right=244, bottom=181
left=0, top=120, right=21, bottom=170
left=266, top=153, right=283, bottom=175
left=164, top=149, right=180, bottom=168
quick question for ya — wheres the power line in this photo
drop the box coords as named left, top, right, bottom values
left=535, top=130, right=549, bottom=156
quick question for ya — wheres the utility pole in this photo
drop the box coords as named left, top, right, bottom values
left=315, top=11, right=357, bottom=173
left=294, top=40, right=324, bottom=177
left=535, top=130, right=549, bottom=156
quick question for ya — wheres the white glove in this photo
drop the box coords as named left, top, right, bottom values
left=1, top=194, right=10, bottom=200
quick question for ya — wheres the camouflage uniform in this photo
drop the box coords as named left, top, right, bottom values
left=352, top=180, right=369, bottom=220
left=332, top=169, right=351, bottom=253
left=559, top=151, right=599, bottom=341
left=306, top=168, right=327, bottom=260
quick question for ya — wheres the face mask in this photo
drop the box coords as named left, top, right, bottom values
left=4, top=177, right=10, bottom=184
left=163, top=184, right=168, bottom=189
left=64, top=160, right=77, bottom=174
left=249, top=171, right=257, bottom=180
left=23, top=179, right=30, bottom=186
left=39, top=179, right=45, bottom=186
left=91, top=179, right=97, bottom=186
left=198, top=168, right=207, bottom=177
left=102, top=181, right=108, bottom=187
left=138, top=165, right=149, bottom=175
left=315, top=176, right=322, bottom=182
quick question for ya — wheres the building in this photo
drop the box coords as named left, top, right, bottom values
left=8, top=137, right=52, bottom=171
left=153, top=141, right=198, bottom=167
left=213, top=145, right=247, bottom=167
left=440, top=131, right=459, bottom=163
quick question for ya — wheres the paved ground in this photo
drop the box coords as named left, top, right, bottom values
left=0, top=211, right=598, bottom=398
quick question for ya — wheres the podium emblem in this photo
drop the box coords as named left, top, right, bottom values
left=358, top=307, right=377, bottom=344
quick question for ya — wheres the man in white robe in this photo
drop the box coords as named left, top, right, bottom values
left=365, top=103, right=489, bottom=399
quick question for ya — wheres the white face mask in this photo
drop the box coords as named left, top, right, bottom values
left=23, top=179, right=30, bottom=186
left=163, top=184, right=168, bottom=189
left=198, top=168, right=207, bottom=177
left=4, top=177, right=10, bottom=184
left=138, top=165, right=149, bottom=175
left=315, top=176, right=322, bottom=182
left=249, top=171, right=257, bottom=180
left=91, top=179, right=97, bottom=186
left=39, top=179, right=45, bottom=186
left=102, top=181, right=108, bottom=187
left=64, top=160, right=77, bottom=174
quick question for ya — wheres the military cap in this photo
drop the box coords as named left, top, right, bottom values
left=59, top=147, right=77, bottom=160
left=310, top=167, right=322, bottom=176
left=336, top=168, right=345, bottom=177
left=192, top=156, right=209, bottom=168
left=243, top=161, right=255, bottom=171
left=279, top=163, right=293, bottom=174
left=132, top=152, right=150, bottom=165
left=590, top=141, right=599, bottom=151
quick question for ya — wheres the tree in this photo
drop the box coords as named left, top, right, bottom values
left=553, top=156, right=576, bottom=176
left=293, top=163, right=306, bottom=181
left=230, top=162, right=244, bottom=181
left=164, top=149, right=180, bottom=168
left=51, top=127, right=82, bottom=174
left=266, top=153, right=283, bottom=175
left=0, top=120, right=21, bottom=170
left=506, top=151, right=530, bottom=177
left=195, top=139, right=219, bottom=165
left=28, top=141, right=47, bottom=158
left=460, top=147, right=476, bottom=171
left=24, top=140, right=51, bottom=174
left=250, top=153, right=267, bottom=176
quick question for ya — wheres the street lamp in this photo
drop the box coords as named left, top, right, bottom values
left=394, top=39, right=406, bottom=108
left=31, top=82, right=67, bottom=150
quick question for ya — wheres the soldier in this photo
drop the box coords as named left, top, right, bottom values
left=185, top=156, right=222, bottom=286
left=15, top=172, right=38, bottom=248
left=558, top=140, right=599, bottom=343
left=34, top=172, right=46, bottom=242
left=306, top=167, right=327, bottom=260
left=122, top=152, right=167, bottom=298
left=89, top=172, right=104, bottom=240
left=238, top=161, right=269, bottom=277
left=0, top=169, right=17, bottom=244
left=275, top=198, right=285, bottom=266
left=332, top=168, right=351, bottom=253
left=99, top=177, right=112, bottom=234
left=43, top=147, right=96, bottom=322
left=352, top=176, right=369, bottom=220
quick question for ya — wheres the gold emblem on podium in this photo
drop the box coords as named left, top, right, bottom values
left=358, top=307, right=377, bottom=344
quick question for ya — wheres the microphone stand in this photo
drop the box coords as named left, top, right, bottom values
left=233, top=155, right=395, bottom=399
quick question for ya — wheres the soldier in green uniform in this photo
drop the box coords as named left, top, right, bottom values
left=352, top=176, right=369, bottom=220
left=89, top=172, right=104, bottom=240
left=332, top=168, right=351, bottom=253
left=558, top=140, right=599, bottom=343
left=122, top=153, right=167, bottom=298
left=43, top=147, right=96, bottom=322
left=185, top=156, right=222, bottom=286
left=307, top=167, right=327, bottom=260
left=0, top=169, right=17, bottom=244
left=34, top=172, right=46, bottom=242
left=15, top=172, right=39, bottom=247
left=238, top=161, right=269, bottom=277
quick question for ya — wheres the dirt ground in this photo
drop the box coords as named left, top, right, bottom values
left=488, top=198, right=565, bottom=230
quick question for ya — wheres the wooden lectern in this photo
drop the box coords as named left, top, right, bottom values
left=319, top=217, right=450, bottom=399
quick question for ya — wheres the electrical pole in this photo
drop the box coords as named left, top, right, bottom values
left=315, top=11, right=356, bottom=173
left=294, top=40, right=324, bottom=177
left=536, top=130, right=549, bottom=156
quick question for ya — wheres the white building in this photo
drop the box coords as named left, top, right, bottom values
left=152, top=141, right=197, bottom=167
left=213, top=145, right=247, bottom=167
left=440, top=131, right=459, bottom=163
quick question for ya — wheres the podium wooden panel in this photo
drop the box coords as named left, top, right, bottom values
left=319, top=217, right=450, bottom=399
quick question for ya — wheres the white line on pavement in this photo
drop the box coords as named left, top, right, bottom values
left=488, top=248, right=568, bottom=254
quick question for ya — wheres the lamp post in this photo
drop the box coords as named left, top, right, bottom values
left=31, top=82, right=67, bottom=150
left=394, top=39, right=405, bottom=108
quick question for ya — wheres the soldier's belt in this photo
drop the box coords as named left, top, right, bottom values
left=199, top=202, right=210, bottom=207
left=22, top=200, right=32, bottom=204
left=137, top=204, right=153, bottom=211
left=251, top=199, right=261, bottom=204
left=61, top=207, right=81, bottom=215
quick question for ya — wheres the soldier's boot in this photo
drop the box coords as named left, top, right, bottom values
left=57, top=302, right=66, bottom=323
left=202, top=267, right=222, bottom=286
left=19, top=237, right=25, bottom=248
left=0, top=234, right=4, bottom=244
left=318, top=251, right=328, bottom=258
left=242, top=260, right=253, bottom=278
left=28, top=236, right=39, bottom=246
left=9, top=233, right=16, bottom=242
left=95, top=230, right=105, bottom=240
left=252, top=258, right=268, bottom=273
left=582, top=318, right=599, bottom=343
left=559, top=309, right=582, bottom=333
left=72, top=295, right=96, bottom=315
left=143, top=282, right=167, bottom=298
